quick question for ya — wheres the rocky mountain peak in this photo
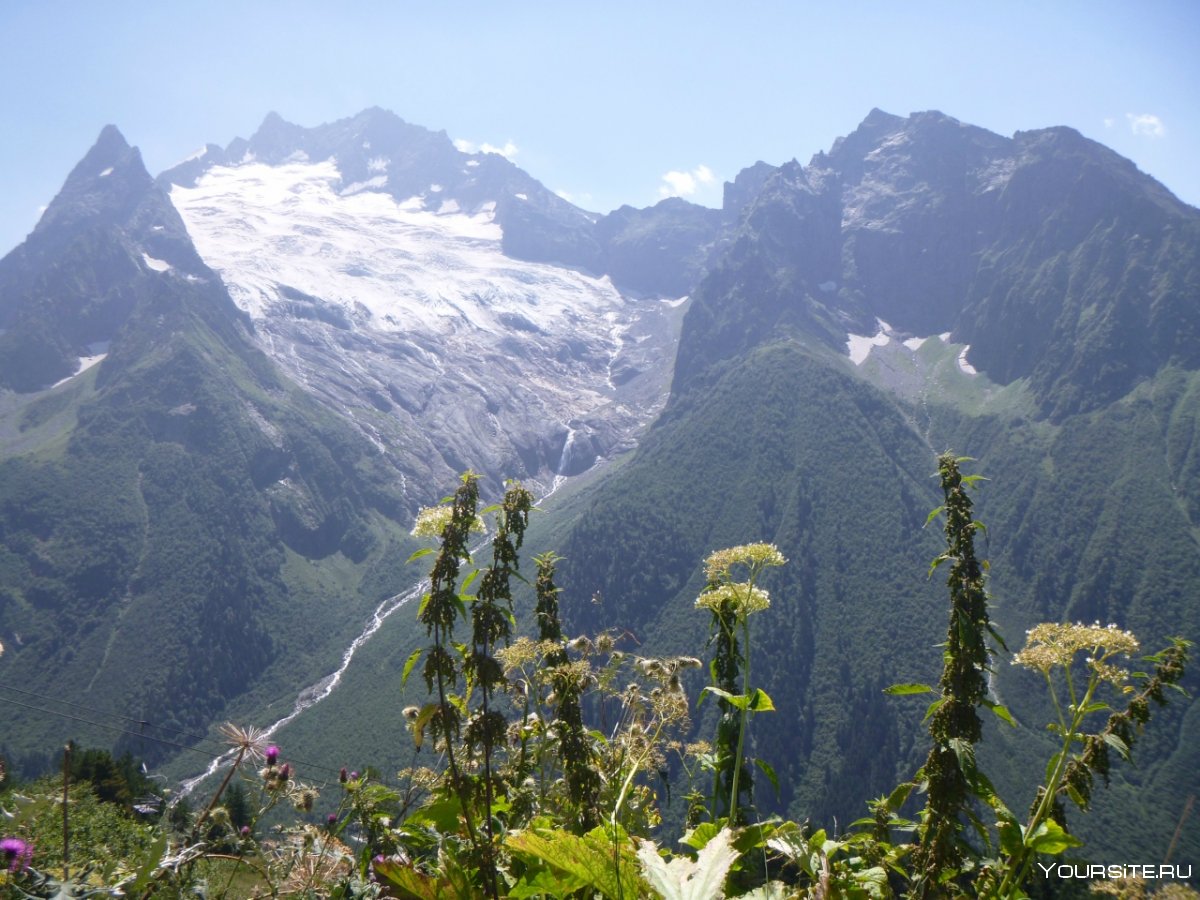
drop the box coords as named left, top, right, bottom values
left=32, top=125, right=154, bottom=239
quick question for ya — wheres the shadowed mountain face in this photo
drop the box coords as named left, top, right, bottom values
left=0, top=108, right=1197, bottom=865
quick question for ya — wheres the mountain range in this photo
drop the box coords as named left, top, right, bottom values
left=0, top=106, right=1196, bottom=864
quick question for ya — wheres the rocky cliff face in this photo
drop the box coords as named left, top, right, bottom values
left=676, top=108, right=1200, bottom=418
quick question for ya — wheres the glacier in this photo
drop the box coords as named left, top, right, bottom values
left=170, top=157, right=682, bottom=500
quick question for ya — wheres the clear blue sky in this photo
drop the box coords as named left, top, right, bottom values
left=2, top=1, right=1197, bottom=256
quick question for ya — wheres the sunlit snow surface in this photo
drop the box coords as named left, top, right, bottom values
left=170, top=159, right=680, bottom=494
left=173, top=159, right=623, bottom=337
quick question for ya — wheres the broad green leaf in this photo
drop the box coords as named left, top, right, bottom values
left=680, top=821, right=721, bottom=851
left=924, top=506, right=946, bottom=528
left=507, top=825, right=643, bottom=900
left=508, top=869, right=587, bottom=898
left=373, top=860, right=458, bottom=899
left=406, top=547, right=434, bottom=564
left=1025, top=819, right=1083, bottom=854
left=749, top=688, right=775, bottom=711
left=884, top=683, right=935, bottom=696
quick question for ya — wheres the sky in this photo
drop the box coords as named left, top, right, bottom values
left=1, top=1, right=1198, bottom=256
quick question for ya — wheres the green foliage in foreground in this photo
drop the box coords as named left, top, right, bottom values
left=0, top=457, right=1193, bottom=898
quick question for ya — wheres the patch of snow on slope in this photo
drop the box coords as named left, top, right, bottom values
left=957, top=346, right=977, bottom=375
left=903, top=336, right=928, bottom=350
left=50, top=346, right=109, bottom=389
left=341, top=175, right=388, bottom=196
left=99, top=167, right=114, bottom=177
left=847, top=319, right=893, bottom=364
left=142, top=253, right=171, bottom=272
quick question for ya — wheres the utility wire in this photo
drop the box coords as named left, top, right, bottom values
left=0, top=681, right=229, bottom=753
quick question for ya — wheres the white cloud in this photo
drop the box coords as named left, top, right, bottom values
left=454, top=138, right=519, bottom=159
left=1127, top=113, right=1166, bottom=138
left=658, top=163, right=716, bottom=199
left=1103, top=117, right=1115, bottom=129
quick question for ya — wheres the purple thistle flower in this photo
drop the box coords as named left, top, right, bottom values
left=327, top=813, right=338, bottom=826
left=264, top=745, right=279, bottom=765
left=279, top=762, right=290, bottom=780
left=1, top=837, right=32, bottom=873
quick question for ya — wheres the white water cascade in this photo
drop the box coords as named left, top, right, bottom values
left=177, top=578, right=426, bottom=798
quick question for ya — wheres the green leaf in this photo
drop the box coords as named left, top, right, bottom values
left=680, top=821, right=722, bottom=851
left=997, top=814, right=1023, bottom=858
left=924, top=506, right=946, bottom=528
left=1102, top=731, right=1131, bottom=760
left=406, top=546, right=434, bottom=564
left=700, top=685, right=734, bottom=706
left=401, top=648, right=423, bottom=687
left=884, top=683, right=935, bottom=696
left=982, top=698, right=1018, bottom=727
left=461, top=567, right=481, bottom=594
left=922, top=696, right=948, bottom=723
left=754, top=757, right=780, bottom=794
left=749, top=688, right=775, bottom=711
left=507, top=826, right=644, bottom=900
left=406, top=796, right=463, bottom=833
left=373, top=860, right=459, bottom=899
left=701, top=687, right=776, bottom=711
left=886, top=780, right=915, bottom=812
left=1066, top=784, right=1089, bottom=811
left=1025, top=819, right=1083, bottom=854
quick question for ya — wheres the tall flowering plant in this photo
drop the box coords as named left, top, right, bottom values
left=695, top=542, right=785, bottom=824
